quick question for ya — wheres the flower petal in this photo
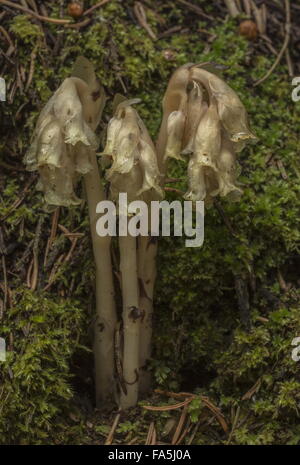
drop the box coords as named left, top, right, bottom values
left=137, top=140, right=164, bottom=198
left=190, top=66, right=257, bottom=142
left=164, top=110, right=186, bottom=161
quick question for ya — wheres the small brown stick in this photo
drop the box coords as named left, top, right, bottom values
left=27, top=258, right=34, bottom=288
left=165, top=177, right=183, bottom=183
left=31, top=216, right=43, bottom=291
left=164, top=187, right=184, bottom=195
left=0, top=25, right=13, bottom=46
left=187, top=420, right=200, bottom=445
left=64, top=18, right=92, bottom=29
left=260, top=35, right=278, bottom=55
left=177, top=0, right=213, bottom=20
left=0, top=175, right=37, bottom=223
left=226, top=406, right=240, bottom=444
left=242, top=0, right=251, bottom=16
left=256, top=316, right=269, bottom=323
left=64, top=232, right=84, bottom=239
left=44, top=207, right=60, bottom=266
left=127, top=436, right=138, bottom=445
left=276, top=159, right=288, bottom=179
left=143, top=397, right=194, bottom=411
left=176, top=417, right=191, bottom=444
left=43, top=254, right=65, bottom=291
left=26, top=0, right=38, bottom=13
left=242, top=378, right=261, bottom=401
left=57, top=224, right=73, bottom=237
left=285, top=48, right=294, bottom=77
left=172, top=404, right=188, bottom=444
left=49, top=208, right=60, bottom=240
left=158, top=25, right=182, bottom=39
left=277, top=268, right=289, bottom=292
left=151, top=424, right=157, bottom=445
left=201, top=397, right=229, bottom=433
left=16, top=67, right=24, bottom=95
left=0, top=229, right=8, bottom=315
left=250, top=0, right=266, bottom=35
left=83, top=0, right=111, bottom=16
left=64, top=237, right=78, bottom=263
left=105, top=413, right=121, bottom=445
left=154, top=388, right=195, bottom=399
left=0, top=0, right=71, bottom=24
left=134, top=2, right=157, bottom=40
left=30, top=254, right=39, bottom=291
left=214, top=199, right=236, bottom=237
left=25, top=44, right=38, bottom=92
left=224, top=0, right=240, bottom=17
left=254, top=0, right=291, bottom=86
left=1, top=255, right=7, bottom=315
left=145, top=421, right=155, bottom=445
left=0, top=47, right=15, bottom=65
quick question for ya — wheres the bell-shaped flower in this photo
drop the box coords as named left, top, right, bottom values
left=193, top=98, right=221, bottom=170
left=24, top=75, right=101, bottom=206
left=215, top=132, right=243, bottom=200
left=101, top=100, right=163, bottom=205
left=184, top=99, right=221, bottom=201
left=137, top=140, right=164, bottom=198
left=190, top=65, right=257, bottom=143
left=160, top=63, right=256, bottom=204
left=164, top=110, right=186, bottom=161
left=106, top=133, right=139, bottom=178
left=184, top=159, right=206, bottom=201
left=182, top=81, right=207, bottom=155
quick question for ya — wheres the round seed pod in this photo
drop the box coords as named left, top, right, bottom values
left=239, top=20, right=258, bottom=41
left=67, top=1, right=84, bottom=19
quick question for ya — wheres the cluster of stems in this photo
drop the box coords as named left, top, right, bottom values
left=25, top=58, right=255, bottom=409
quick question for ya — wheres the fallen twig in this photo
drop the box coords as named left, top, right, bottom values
left=64, top=18, right=92, bottom=29
left=134, top=2, right=157, bottom=40
left=0, top=0, right=71, bottom=24
left=25, top=44, right=38, bottom=92
left=0, top=175, right=37, bottom=223
left=177, top=0, right=213, bottom=20
left=172, top=404, right=188, bottom=444
left=83, top=0, right=111, bottom=16
left=254, top=0, right=291, bottom=86
left=143, top=397, right=194, bottom=411
left=105, top=413, right=121, bottom=445
left=224, top=0, right=240, bottom=17
left=154, top=389, right=195, bottom=399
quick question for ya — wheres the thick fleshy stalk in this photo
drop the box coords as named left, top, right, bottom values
left=119, top=234, right=140, bottom=409
left=83, top=148, right=117, bottom=406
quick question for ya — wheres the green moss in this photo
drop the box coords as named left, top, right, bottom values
left=9, top=15, right=43, bottom=44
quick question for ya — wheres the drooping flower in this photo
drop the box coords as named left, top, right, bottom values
left=24, top=73, right=103, bottom=206
left=182, top=81, right=207, bottom=155
left=190, top=65, right=257, bottom=143
left=164, top=110, right=186, bottom=161
left=160, top=63, right=257, bottom=204
left=100, top=99, right=164, bottom=204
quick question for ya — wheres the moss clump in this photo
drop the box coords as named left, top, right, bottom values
left=0, top=288, right=87, bottom=444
